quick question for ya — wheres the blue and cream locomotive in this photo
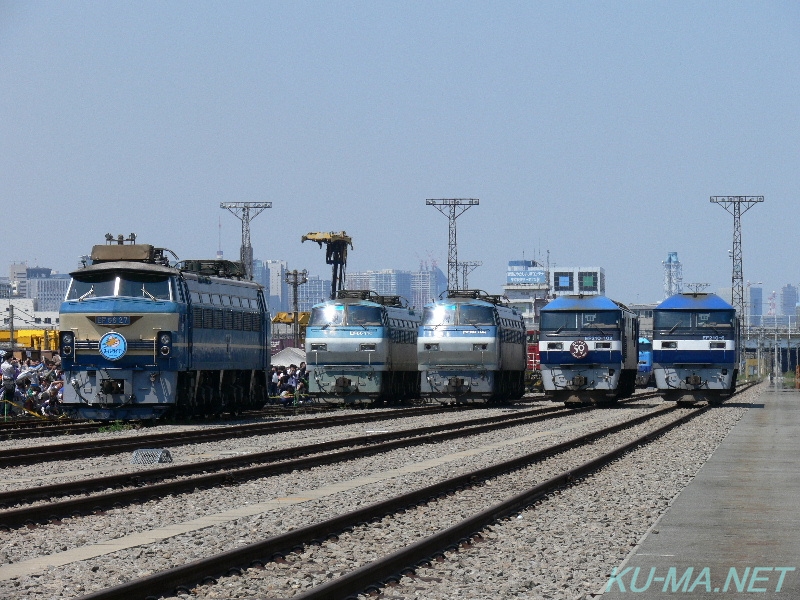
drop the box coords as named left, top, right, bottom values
left=652, top=292, right=738, bottom=404
left=539, top=295, right=638, bottom=404
left=305, top=290, right=420, bottom=403
left=418, top=290, right=526, bottom=403
left=59, top=236, right=270, bottom=420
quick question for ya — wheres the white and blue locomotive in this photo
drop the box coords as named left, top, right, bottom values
left=305, top=290, right=421, bottom=403
left=539, top=295, right=639, bottom=404
left=417, top=290, right=526, bottom=403
left=59, top=238, right=270, bottom=420
left=652, top=292, right=738, bottom=404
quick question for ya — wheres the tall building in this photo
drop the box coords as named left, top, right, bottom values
left=345, top=269, right=413, bottom=304
left=251, top=259, right=271, bottom=299
left=502, top=260, right=550, bottom=328
left=780, top=284, right=798, bottom=319
left=9, top=262, right=27, bottom=297
left=411, top=266, right=447, bottom=310
left=265, top=260, right=288, bottom=312
left=297, top=275, right=332, bottom=312
left=748, top=286, right=763, bottom=327
left=551, top=267, right=605, bottom=297
left=26, top=272, right=71, bottom=312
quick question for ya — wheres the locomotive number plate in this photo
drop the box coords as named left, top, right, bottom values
left=93, top=316, right=139, bottom=326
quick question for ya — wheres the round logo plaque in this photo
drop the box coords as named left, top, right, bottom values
left=569, top=340, right=589, bottom=359
left=99, top=332, right=127, bottom=361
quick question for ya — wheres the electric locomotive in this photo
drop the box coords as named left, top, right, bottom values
left=652, top=292, right=738, bottom=404
left=539, top=294, right=638, bottom=405
left=305, top=290, right=420, bottom=403
left=636, top=337, right=654, bottom=387
left=418, top=290, right=526, bottom=403
left=59, top=236, right=270, bottom=420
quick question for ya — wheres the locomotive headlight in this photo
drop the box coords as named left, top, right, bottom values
left=157, top=331, right=172, bottom=357
left=424, top=343, right=439, bottom=351
left=473, top=344, right=487, bottom=351
left=359, top=343, right=376, bottom=351
left=60, top=332, right=74, bottom=356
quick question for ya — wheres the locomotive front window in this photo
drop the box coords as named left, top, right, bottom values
left=423, top=304, right=457, bottom=326
left=541, top=312, right=579, bottom=331
left=310, top=304, right=345, bottom=326
left=697, top=310, right=735, bottom=328
left=581, top=311, right=620, bottom=328
left=116, top=274, right=172, bottom=300
left=653, top=311, right=690, bottom=331
left=347, top=305, right=384, bottom=326
left=66, top=274, right=117, bottom=300
left=459, top=305, right=496, bottom=326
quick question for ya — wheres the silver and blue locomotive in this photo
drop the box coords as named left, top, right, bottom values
left=652, top=292, right=738, bottom=404
left=305, top=290, right=420, bottom=403
left=417, top=290, right=526, bottom=403
left=59, top=237, right=270, bottom=420
left=539, top=295, right=638, bottom=404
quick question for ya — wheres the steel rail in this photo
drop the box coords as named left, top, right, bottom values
left=72, top=403, right=686, bottom=600
left=0, top=404, right=577, bottom=528
left=0, top=403, right=499, bottom=467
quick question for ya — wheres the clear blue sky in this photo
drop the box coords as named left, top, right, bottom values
left=2, top=2, right=798, bottom=305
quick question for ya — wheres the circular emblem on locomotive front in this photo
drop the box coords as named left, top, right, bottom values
left=99, top=332, right=127, bottom=361
left=570, top=340, right=589, bottom=359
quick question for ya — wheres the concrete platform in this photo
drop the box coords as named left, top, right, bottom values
left=600, top=384, right=800, bottom=599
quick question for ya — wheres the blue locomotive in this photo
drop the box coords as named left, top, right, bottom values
left=417, top=290, right=526, bottom=403
left=636, top=337, right=654, bottom=387
left=59, top=236, right=270, bottom=420
left=305, top=290, right=420, bottom=403
left=539, top=295, right=639, bottom=405
left=652, top=292, right=738, bottom=403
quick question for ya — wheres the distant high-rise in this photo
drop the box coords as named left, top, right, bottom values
left=297, top=276, right=332, bottom=312
left=346, top=266, right=446, bottom=310
left=345, top=269, right=413, bottom=302
left=748, top=286, right=763, bottom=327
left=265, top=260, right=288, bottom=312
left=663, top=252, right=683, bottom=298
left=781, top=284, right=798, bottom=319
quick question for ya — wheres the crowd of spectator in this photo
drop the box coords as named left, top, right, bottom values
left=1, top=351, right=64, bottom=417
left=269, top=362, right=309, bottom=406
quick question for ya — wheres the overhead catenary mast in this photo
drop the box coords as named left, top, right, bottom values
left=709, top=196, right=763, bottom=322
left=220, top=202, right=272, bottom=280
left=426, top=198, right=479, bottom=291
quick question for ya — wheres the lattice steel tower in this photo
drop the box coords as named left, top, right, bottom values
left=220, top=202, right=272, bottom=280
left=426, top=198, right=479, bottom=291
left=710, top=196, right=763, bottom=321
left=662, top=252, right=683, bottom=299
left=457, top=260, right=482, bottom=290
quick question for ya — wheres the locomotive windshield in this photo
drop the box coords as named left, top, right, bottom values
left=309, top=304, right=384, bottom=327
left=422, top=304, right=496, bottom=326
left=654, top=310, right=735, bottom=331
left=541, top=310, right=620, bottom=331
left=66, top=272, right=173, bottom=301
left=347, top=305, right=384, bottom=326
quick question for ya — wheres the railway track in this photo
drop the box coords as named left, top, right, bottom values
left=71, top=399, right=700, bottom=600
left=0, top=403, right=581, bottom=527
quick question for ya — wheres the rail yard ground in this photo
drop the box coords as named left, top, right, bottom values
left=0, top=384, right=775, bottom=599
